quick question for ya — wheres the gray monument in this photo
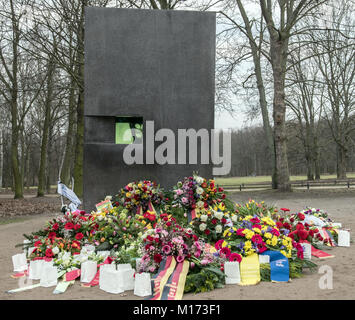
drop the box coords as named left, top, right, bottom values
left=84, top=7, right=216, bottom=211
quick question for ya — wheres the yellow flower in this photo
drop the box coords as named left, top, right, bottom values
left=222, top=241, right=228, bottom=248
left=280, top=250, right=287, bottom=258
left=264, top=232, right=272, bottom=239
left=271, top=236, right=278, bottom=246
left=126, top=192, right=131, bottom=198
left=253, top=228, right=261, bottom=234
left=244, top=240, right=252, bottom=249
left=266, top=239, right=271, bottom=245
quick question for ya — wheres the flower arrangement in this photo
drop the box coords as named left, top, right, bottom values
left=112, top=180, right=165, bottom=213
left=189, top=202, right=234, bottom=243
left=138, top=213, right=207, bottom=273
left=220, top=214, right=297, bottom=259
left=235, top=199, right=275, bottom=218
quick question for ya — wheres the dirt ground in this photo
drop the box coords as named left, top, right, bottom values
left=1, top=189, right=354, bottom=300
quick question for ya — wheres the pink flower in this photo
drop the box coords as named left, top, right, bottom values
left=220, top=247, right=231, bottom=258
left=215, top=239, right=224, bottom=250
left=162, top=245, right=171, bottom=255
left=236, top=228, right=245, bottom=236
left=176, top=255, right=185, bottom=263
left=229, top=253, right=242, bottom=262
left=194, top=250, right=201, bottom=258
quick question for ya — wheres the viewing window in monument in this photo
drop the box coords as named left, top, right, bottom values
left=115, top=116, right=143, bottom=144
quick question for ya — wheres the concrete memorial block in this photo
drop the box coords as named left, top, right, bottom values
left=84, top=8, right=216, bottom=211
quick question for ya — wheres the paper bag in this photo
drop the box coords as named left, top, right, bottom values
left=259, top=255, right=270, bottom=264
left=12, top=253, right=27, bottom=272
left=40, top=265, right=58, bottom=287
left=135, top=258, right=142, bottom=272
left=97, top=251, right=110, bottom=260
left=301, top=243, right=312, bottom=260
left=134, top=272, right=152, bottom=297
left=29, top=259, right=44, bottom=280
left=122, top=269, right=135, bottom=291
left=224, top=261, right=241, bottom=284
left=80, top=260, right=97, bottom=283
left=116, top=263, right=132, bottom=271
left=338, top=230, right=350, bottom=247
left=23, top=240, right=31, bottom=255
left=99, top=268, right=124, bottom=294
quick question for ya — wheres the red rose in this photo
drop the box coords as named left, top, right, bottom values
left=280, top=208, right=290, bottom=212
left=309, top=230, right=315, bottom=237
left=204, top=202, right=208, bottom=208
left=276, top=221, right=283, bottom=229
left=74, top=224, right=81, bottom=230
left=192, top=235, right=198, bottom=241
left=221, top=194, right=226, bottom=199
left=298, top=229, right=308, bottom=240
left=75, top=233, right=84, bottom=240
left=34, top=240, right=42, bottom=247
left=48, top=232, right=56, bottom=239
left=221, top=218, right=227, bottom=224
left=145, top=244, right=151, bottom=250
left=218, top=187, right=224, bottom=192
left=211, top=219, right=217, bottom=225
left=290, top=217, right=295, bottom=223
left=153, top=254, right=162, bottom=263
left=166, top=222, right=172, bottom=227
left=52, top=223, right=59, bottom=231
left=298, top=213, right=305, bottom=221
left=45, top=248, right=53, bottom=258
left=204, top=229, right=211, bottom=235
left=296, top=223, right=305, bottom=231
left=147, top=235, right=154, bottom=242
left=64, top=222, right=74, bottom=230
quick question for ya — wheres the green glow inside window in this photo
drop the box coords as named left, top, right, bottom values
left=115, top=117, right=143, bottom=144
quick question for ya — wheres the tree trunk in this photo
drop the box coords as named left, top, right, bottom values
left=270, top=39, right=291, bottom=191
left=37, top=58, right=55, bottom=197
left=60, top=77, right=76, bottom=185
left=336, top=144, right=347, bottom=179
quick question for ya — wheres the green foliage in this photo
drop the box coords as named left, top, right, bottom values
left=184, top=266, right=226, bottom=294
left=260, top=263, right=271, bottom=282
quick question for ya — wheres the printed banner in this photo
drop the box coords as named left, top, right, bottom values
left=239, top=253, right=260, bottom=286
left=311, top=246, right=334, bottom=259
left=95, top=199, right=113, bottom=213
left=147, top=256, right=176, bottom=300
left=260, top=250, right=289, bottom=282
left=160, top=260, right=189, bottom=300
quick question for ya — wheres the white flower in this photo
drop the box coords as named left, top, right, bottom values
left=215, top=225, right=223, bottom=233
left=196, top=187, right=204, bottom=195
left=52, top=246, right=59, bottom=255
left=231, top=215, right=238, bottom=223
left=199, top=223, right=207, bottom=231
left=200, top=214, right=208, bottom=222
left=97, top=215, right=103, bottom=221
left=214, top=211, right=224, bottom=220
left=108, top=218, right=113, bottom=224
left=105, top=195, right=112, bottom=201
left=196, top=201, right=205, bottom=208
left=195, top=176, right=204, bottom=184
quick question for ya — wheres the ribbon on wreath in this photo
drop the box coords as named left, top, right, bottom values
left=147, top=256, right=176, bottom=300
left=299, top=240, right=334, bottom=259
left=187, top=209, right=197, bottom=223
left=160, top=260, right=189, bottom=300
left=260, top=250, right=289, bottom=282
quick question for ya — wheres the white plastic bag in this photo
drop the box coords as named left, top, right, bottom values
left=300, top=243, right=312, bottom=260
left=29, top=259, right=44, bottom=280
left=224, top=261, right=241, bottom=284
left=12, top=253, right=27, bottom=272
left=338, top=230, right=350, bottom=247
left=99, top=268, right=124, bottom=294
left=259, top=255, right=270, bottom=264
left=99, top=263, right=116, bottom=277
left=40, top=265, right=58, bottom=287
left=134, top=272, right=152, bottom=297
left=80, top=260, right=98, bottom=283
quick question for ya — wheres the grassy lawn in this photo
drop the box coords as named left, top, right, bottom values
left=215, top=173, right=355, bottom=186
